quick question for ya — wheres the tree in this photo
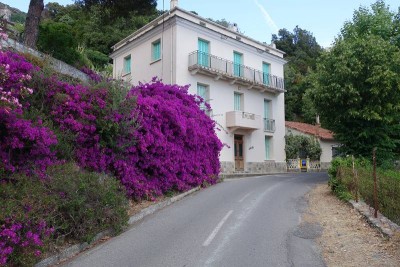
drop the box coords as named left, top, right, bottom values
left=285, top=134, right=322, bottom=160
left=24, top=0, right=44, bottom=48
left=75, top=0, right=157, bottom=18
left=309, top=1, right=400, bottom=160
left=37, top=21, right=81, bottom=65
left=272, top=26, right=323, bottom=122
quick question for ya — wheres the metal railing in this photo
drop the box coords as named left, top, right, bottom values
left=188, top=51, right=284, bottom=90
left=264, top=118, right=275, bottom=132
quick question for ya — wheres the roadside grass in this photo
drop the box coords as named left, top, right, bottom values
left=328, top=157, right=400, bottom=225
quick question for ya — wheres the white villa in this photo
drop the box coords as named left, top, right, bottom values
left=110, top=0, right=287, bottom=174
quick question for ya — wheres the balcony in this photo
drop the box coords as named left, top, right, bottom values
left=226, top=111, right=262, bottom=131
left=264, top=118, right=276, bottom=133
left=188, top=51, right=285, bottom=93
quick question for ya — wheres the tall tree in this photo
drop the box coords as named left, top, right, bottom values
left=309, top=1, right=400, bottom=160
left=75, top=0, right=157, bottom=18
left=272, top=26, right=323, bottom=122
left=24, top=0, right=44, bottom=48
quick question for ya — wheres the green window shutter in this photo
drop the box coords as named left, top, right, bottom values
left=234, top=52, right=242, bottom=77
left=197, top=84, right=207, bottom=110
left=198, top=39, right=209, bottom=67
left=124, top=55, right=131, bottom=74
left=234, top=92, right=241, bottom=111
left=263, top=62, right=270, bottom=85
left=264, top=99, right=270, bottom=119
left=152, top=41, right=161, bottom=61
left=265, top=136, right=270, bottom=160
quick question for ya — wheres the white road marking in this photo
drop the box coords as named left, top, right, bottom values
left=202, top=210, right=234, bottom=247
left=238, top=192, right=251, bottom=203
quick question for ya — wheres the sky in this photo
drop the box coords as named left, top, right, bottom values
left=2, top=0, right=400, bottom=48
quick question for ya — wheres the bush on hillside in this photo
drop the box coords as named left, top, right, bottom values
left=0, top=51, right=58, bottom=179
left=0, top=163, right=128, bottom=266
left=116, top=79, right=223, bottom=198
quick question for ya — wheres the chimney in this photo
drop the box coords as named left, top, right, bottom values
left=315, top=115, right=321, bottom=139
left=170, top=0, right=178, bottom=10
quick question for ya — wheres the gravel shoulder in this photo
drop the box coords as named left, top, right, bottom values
left=304, top=184, right=400, bottom=267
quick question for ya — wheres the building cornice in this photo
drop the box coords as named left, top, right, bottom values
left=110, top=7, right=286, bottom=61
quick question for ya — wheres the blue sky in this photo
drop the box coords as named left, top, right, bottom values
left=3, top=0, right=400, bottom=47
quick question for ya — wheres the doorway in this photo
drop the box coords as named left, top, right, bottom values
left=234, top=135, right=244, bottom=171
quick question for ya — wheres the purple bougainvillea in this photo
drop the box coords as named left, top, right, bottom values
left=0, top=51, right=57, bottom=179
left=0, top=48, right=222, bottom=264
left=118, top=80, right=223, bottom=197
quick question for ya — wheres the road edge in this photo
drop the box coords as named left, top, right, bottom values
left=35, top=186, right=201, bottom=267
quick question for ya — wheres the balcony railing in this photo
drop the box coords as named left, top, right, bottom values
left=188, top=51, right=285, bottom=92
left=264, top=118, right=276, bottom=133
left=226, top=111, right=261, bottom=131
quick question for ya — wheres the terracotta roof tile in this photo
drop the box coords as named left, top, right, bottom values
left=285, top=121, right=335, bottom=141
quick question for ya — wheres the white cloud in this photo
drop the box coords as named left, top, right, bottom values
left=254, top=0, right=279, bottom=33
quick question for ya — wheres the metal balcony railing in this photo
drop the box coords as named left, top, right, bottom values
left=188, top=51, right=285, bottom=91
left=264, top=118, right=276, bottom=132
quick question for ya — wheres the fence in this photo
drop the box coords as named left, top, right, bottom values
left=286, top=158, right=321, bottom=172
left=334, top=158, right=400, bottom=225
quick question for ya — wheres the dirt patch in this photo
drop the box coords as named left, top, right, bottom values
left=304, top=184, right=400, bottom=267
left=128, top=195, right=167, bottom=216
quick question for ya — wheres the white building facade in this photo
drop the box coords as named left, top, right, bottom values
left=110, top=2, right=287, bottom=174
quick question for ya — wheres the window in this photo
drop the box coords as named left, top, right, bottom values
left=263, top=62, right=270, bottom=85
left=263, top=99, right=271, bottom=119
left=123, top=55, right=131, bottom=74
left=197, top=83, right=209, bottom=111
left=198, top=39, right=209, bottom=67
left=332, top=146, right=340, bottom=158
left=233, top=51, right=243, bottom=77
left=152, top=40, right=161, bottom=61
left=234, top=92, right=242, bottom=111
left=264, top=99, right=274, bottom=132
left=265, top=136, right=271, bottom=160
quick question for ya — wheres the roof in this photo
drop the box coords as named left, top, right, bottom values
left=110, top=6, right=286, bottom=58
left=285, top=121, right=335, bottom=141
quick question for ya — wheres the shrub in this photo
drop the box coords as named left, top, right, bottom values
left=117, top=79, right=223, bottom=198
left=0, top=51, right=58, bottom=179
left=0, top=175, right=56, bottom=266
left=37, top=21, right=81, bottom=66
left=45, top=163, right=129, bottom=242
left=0, top=163, right=129, bottom=266
left=331, top=156, right=400, bottom=224
left=285, top=134, right=322, bottom=160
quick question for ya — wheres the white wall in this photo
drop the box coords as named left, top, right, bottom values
left=111, top=13, right=287, bottom=170
left=285, top=128, right=340, bottom=163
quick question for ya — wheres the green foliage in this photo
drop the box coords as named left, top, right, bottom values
left=37, top=21, right=82, bottom=66
left=86, top=49, right=109, bottom=68
left=309, top=1, right=400, bottom=160
left=331, top=156, right=400, bottom=224
left=75, top=0, right=157, bottom=18
left=285, top=134, right=322, bottom=160
left=46, top=163, right=129, bottom=242
left=0, top=175, right=55, bottom=265
left=272, top=26, right=323, bottom=122
left=10, top=12, right=26, bottom=24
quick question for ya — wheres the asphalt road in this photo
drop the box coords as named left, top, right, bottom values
left=64, top=172, right=328, bottom=267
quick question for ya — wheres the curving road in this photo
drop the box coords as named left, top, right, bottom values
left=64, top=173, right=328, bottom=267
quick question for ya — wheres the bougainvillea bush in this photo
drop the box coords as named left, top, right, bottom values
left=0, top=51, right=58, bottom=179
left=115, top=80, right=223, bottom=198
left=0, top=45, right=222, bottom=264
left=29, top=66, right=222, bottom=199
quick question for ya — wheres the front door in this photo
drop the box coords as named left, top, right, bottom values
left=234, top=135, right=244, bottom=171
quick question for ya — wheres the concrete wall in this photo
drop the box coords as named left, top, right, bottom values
left=1, top=38, right=89, bottom=83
